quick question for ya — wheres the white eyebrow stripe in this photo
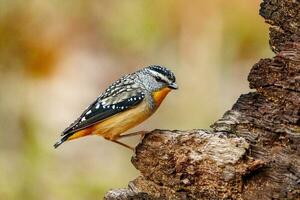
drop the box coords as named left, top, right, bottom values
left=148, top=69, right=171, bottom=83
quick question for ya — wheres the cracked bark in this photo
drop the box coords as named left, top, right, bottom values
left=105, top=0, right=300, bottom=199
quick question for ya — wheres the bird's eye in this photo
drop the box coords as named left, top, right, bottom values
left=155, top=76, right=162, bottom=82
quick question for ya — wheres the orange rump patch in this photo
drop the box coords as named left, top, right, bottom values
left=67, top=126, right=94, bottom=141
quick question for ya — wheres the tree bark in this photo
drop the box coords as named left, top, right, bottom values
left=105, top=0, right=300, bottom=199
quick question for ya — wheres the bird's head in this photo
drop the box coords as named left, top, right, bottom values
left=140, top=65, right=178, bottom=93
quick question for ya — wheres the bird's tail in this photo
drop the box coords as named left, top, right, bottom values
left=53, top=134, right=71, bottom=148
left=54, top=129, right=91, bottom=148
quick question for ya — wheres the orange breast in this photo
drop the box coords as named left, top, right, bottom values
left=152, top=87, right=171, bottom=107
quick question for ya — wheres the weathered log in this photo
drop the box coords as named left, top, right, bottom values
left=105, top=0, right=300, bottom=199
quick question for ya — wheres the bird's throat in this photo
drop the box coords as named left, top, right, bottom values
left=152, top=87, right=171, bottom=107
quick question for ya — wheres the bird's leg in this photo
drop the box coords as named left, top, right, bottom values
left=119, top=131, right=148, bottom=139
left=103, top=134, right=134, bottom=150
left=111, top=140, right=134, bottom=150
left=104, top=131, right=149, bottom=150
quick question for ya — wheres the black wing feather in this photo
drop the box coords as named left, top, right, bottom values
left=54, top=73, right=144, bottom=148
left=61, top=93, right=144, bottom=136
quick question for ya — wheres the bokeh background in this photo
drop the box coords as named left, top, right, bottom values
left=0, top=0, right=271, bottom=199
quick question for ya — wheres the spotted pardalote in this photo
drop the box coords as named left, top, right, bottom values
left=54, top=65, right=178, bottom=150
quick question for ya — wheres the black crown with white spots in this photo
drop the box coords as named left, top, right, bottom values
left=147, top=65, right=176, bottom=83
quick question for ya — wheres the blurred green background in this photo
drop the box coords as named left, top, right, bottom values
left=0, top=0, right=271, bottom=199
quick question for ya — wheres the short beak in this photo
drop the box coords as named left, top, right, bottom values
left=168, top=82, right=178, bottom=90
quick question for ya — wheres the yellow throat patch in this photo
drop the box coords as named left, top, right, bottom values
left=152, top=87, right=171, bottom=107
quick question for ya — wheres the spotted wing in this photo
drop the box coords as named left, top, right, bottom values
left=61, top=77, right=145, bottom=136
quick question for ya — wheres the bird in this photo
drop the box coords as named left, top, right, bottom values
left=54, top=65, right=178, bottom=150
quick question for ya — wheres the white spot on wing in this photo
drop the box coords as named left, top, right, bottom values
left=86, top=110, right=92, bottom=115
